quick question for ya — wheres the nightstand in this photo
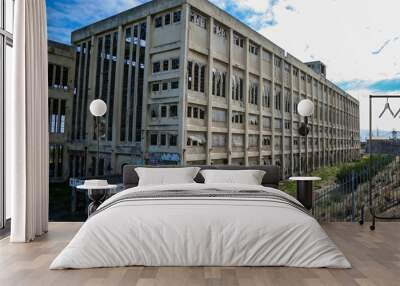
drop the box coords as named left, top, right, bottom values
left=77, top=180, right=118, bottom=216
left=289, top=177, right=321, bottom=210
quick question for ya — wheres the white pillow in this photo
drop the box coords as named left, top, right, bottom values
left=200, top=169, right=266, bottom=185
left=135, top=167, right=201, bottom=186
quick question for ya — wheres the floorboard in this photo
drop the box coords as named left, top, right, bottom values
left=0, top=222, right=399, bottom=286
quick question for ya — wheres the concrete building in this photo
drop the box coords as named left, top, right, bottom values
left=48, top=40, right=75, bottom=182
left=69, top=0, right=360, bottom=178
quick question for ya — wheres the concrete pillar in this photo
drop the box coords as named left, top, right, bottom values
left=244, top=38, right=249, bottom=166
left=227, top=29, right=234, bottom=165
left=178, top=3, right=190, bottom=165
left=206, top=18, right=214, bottom=165
left=140, top=16, right=152, bottom=163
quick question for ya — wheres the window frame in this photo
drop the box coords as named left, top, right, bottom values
left=1, top=0, right=14, bottom=229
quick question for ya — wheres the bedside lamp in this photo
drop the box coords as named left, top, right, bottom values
left=90, top=99, right=107, bottom=172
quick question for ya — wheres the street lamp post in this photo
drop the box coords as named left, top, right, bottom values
left=89, top=99, right=107, bottom=175
left=298, top=99, right=315, bottom=175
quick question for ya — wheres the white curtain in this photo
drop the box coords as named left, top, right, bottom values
left=7, top=0, right=49, bottom=242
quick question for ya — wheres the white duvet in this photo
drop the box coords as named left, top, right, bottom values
left=50, top=183, right=351, bottom=269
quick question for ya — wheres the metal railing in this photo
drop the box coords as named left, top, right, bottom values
left=313, top=158, right=400, bottom=222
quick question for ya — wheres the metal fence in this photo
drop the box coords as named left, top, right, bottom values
left=313, top=158, right=400, bottom=222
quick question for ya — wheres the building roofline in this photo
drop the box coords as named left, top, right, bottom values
left=71, top=0, right=358, bottom=104
left=48, top=39, right=74, bottom=51
left=71, top=0, right=185, bottom=43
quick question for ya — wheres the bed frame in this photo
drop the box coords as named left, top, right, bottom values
left=122, top=165, right=281, bottom=189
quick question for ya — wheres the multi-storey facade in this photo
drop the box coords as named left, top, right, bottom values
left=70, top=0, right=360, bottom=178
left=48, top=40, right=75, bottom=182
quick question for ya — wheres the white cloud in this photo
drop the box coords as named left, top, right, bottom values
left=224, top=0, right=400, bottom=134
left=254, top=0, right=400, bottom=84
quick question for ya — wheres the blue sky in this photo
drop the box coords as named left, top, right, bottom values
left=47, top=0, right=400, bottom=129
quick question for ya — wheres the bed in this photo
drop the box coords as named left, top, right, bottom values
left=50, top=166, right=350, bottom=269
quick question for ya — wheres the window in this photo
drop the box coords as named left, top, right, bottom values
left=262, top=82, right=271, bottom=108
left=173, top=10, right=181, bottom=23
left=172, top=58, right=179, bottom=69
left=160, top=134, right=167, bottom=146
left=263, top=136, right=271, bottom=146
left=153, top=61, right=161, bottom=73
left=171, top=80, right=179, bottom=89
left=152, top=82, right=160, bottom=92
left=275, top=86, right=282, bottom=111
left=274, top=57, right=281, bottom=68
left=163, top=60, right=169, bottom=71
left=284, top=92, right=291, bottom=113
left=164, top=13, right=171, bottom=25
left=212, top=70, right=226, bottom=97
left=162, top=82, right=168, bottom=90
left=169, top=135, right=178, bottom=146
left=155, top=16, right=162, bottom=28
left=249, top=135, right=259, bottom=147
left=194, top=64, right=199, bottom=91
left=284, top=120, right=291, bottom=130
left=187, top=61, right=193, bottom=89
left=249, top=43, right=259, bottom=55
left=263, top=50, right=272, bottom=62
left=249, top=114, right=258, bottom=126
left=232, top=111, right=244, bottom=124
left=62, top=67, right=69, bottom=89
left=190, top=10, right=207, bottom=29
left=188, top=61, right=206, bottom=93
left=169, top=105, right=178, bottom=117
left=233, top=33, right=244, bottom=48
left=199, top=109, right=205, bottom=119
left=212, top=134, right=226, bottom=147
left=232, top=75, right=244, bottom=102
left=212, top=109, right=226, bottom=122
left=150, top=134, right=158, bottom=145
left=232, top=134, right=244, bottom=147
left=263, top=117, right=271, bottom=129
left=187, top=106, right=192, bottom=117
left=213, top=23, right=227, bottom=38
left=249, top=83, right=258, bottom=105
left=161, top=106, right=167, bottom=117
left=294, top=101, right=298, bottom=114
left=200, top=66, right=205, bottom=92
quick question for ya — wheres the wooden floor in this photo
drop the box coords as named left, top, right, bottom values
left=0, top=222, right=399, bottom=286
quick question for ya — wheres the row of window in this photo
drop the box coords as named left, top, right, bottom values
left=153, top=58, right=180, bottom=73
left=150, top=104, right=178, bottom=119
left=212, top=69, right=226, bottom=97
left=49, top=98, right=66, bottom=134
left=48, top=63, right=69, bottom=90
left=190, top=11, right=207, bottom=29
left=184, top=133, right=356, bottom=150
left=155, top=10, right=181, bottom=28
left=152, top=79, right=179, bottom=92
left=188, top=61, right=206, bottom=92
left=213, top=23, right=227, bottom=39
left=150, top=133, right=178, bottom=147
left=187, top=105, right=206, bottom=120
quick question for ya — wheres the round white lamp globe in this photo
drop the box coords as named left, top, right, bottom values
left=90, top=99, right=107, bottom=117
left=298, top=99, right=314, bottom=117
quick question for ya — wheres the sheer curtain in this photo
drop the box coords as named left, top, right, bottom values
left=7, top=0, right=48, bottom=242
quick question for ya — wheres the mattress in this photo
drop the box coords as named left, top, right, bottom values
left=50, top=183, right=350, bottom=269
